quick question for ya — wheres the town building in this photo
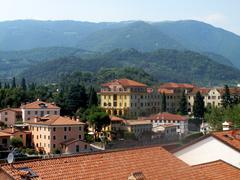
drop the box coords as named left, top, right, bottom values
left=28, top=115, right=87, bottom=154
left=100, top=79, right=161, bottom=118
left=159, top=82, right=195, bottom=113
left=0, top=132, right=11, bottom=150
left=1, top=146, right=239, bottom=179
left=152, top=124, right=177, bottom=139
left=21, top=99, right=60, bottom=122
left=174, top=129, right=240, bottom=168
left=0, top=108, right=22, bottom=127
left=143, top=112, right=189, bottom=136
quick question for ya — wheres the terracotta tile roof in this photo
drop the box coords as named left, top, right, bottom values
left=212, top=130, right=240, bottom=151
left=148, top=112, right=188, bottom=121
left=188, top=87, right=211, bottom=95
left=0, top=108, right=22, bottom=113
left=159, top=82, right=195, bottom=89
left=101, top=79, right=147, bottom=87
left=124, top=120, right=152, bottom=126
left=158, top=88, right=174, bottom=94
left=28, top=115, right=85, bottom=126
left=1, top=128, right=19, bottom=135
left=110, top=116, right=125, bottom=122
left=0, top=131, right=11, bottom=137
left=21, top=100, right=60, bottom=109
left=192, top=160, right=240, bottom=179
left=0, top=146, right=210, bottom=179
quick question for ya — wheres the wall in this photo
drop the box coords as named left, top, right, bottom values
left=174, top=136, right=240, bottom=168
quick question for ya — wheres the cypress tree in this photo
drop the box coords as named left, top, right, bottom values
left=21, top=78, right=27, bottom=90
left=222, top=85, right=232, bottom=108
left=161, top=93, right=167, bottom=112
left=88, top=86, right=98, bottom=107
left=179, top=91, right=188, bottom=115
left=193, top=91, right=205, bottom=118
left=12, top=77, right=16, bottom=88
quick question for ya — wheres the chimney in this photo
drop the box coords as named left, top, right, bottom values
left=76, top=116, right=80, bottom=122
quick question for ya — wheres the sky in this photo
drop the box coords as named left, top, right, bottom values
left=0, top=0, right=239, bottom=35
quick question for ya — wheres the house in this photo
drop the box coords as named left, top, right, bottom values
left=21, top=99, right=60, bottom=122
left=0, top=132, right=11, bottom=150
left=1, top=127, right=32, bottom=147
left=123, top=120, right=152, bottom=137
left=174, top=129, right=240, bottom=168
left=158, top=82, right=195, bottom=113
left=152, top=124, right=177, bottom=139
left=0, top=108, right=22, bottom=127
left=144, top=112, right=189, bottom=136
left=100, top=79, right=161, bottom=118
left=28, top=115, right=86, bottom=154
left=1, top=146, right=239, bottom=179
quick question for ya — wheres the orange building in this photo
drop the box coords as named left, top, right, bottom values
left=0, top=108, right=22, bottom=127
left=28, top=115, right=87, bottom=154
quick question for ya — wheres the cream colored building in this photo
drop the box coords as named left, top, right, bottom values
left=28, top=115, right=87, bottom=154
left=123, top=120, right=152, bottom=137
left=100, top=79, right=161, bottom=118
left=21, top=99, right=60, bottom=122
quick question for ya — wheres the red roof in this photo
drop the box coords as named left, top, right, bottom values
left=101, top=79, right=147, bottom=87
left=189, top=87, right=211, bottom=95
left=192, top=160, right=240, bottom=179
left=0, top=146, right=211, bottom=179
left=212, top=130, right=240, bottom=151
left=159, top=82, right=195, bottom=89
left=110, top=116, right=124, bottom=122
left=149, top=112, right=188, bottom=121
left=0, top=108, right=21, bottom=113
left=21, top=100, right=60, bottom=109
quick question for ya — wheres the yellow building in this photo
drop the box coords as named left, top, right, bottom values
left=100, top=79, right=161, bottom=118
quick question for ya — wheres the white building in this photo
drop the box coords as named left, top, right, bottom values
left=174, top=130, right=240, bottom=168
left=142, top=112, right=188, bottom=136
left=21, top=99, right=60, bottom=122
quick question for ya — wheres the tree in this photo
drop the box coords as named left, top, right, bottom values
left=66, top=84, right=87, bottom=115
left=21, top=78, right=27, bottom=90
left=12, top=77, right=16, bottom=88
left=87, top=107, right=110, bottom=133
left=88, top=86, right=98, bottom=107
left=179, top=91, right=188, bottom=115
left=193, top=91, right=205, bottom=118
left=161, top=93, right=166, bottom=112
left=222, top=85, right=232, bottom=108
left=10, top=137, right=23, bottom=148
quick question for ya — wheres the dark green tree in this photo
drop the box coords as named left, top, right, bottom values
left=193, top=91, right=205, bottom=118
left=21, top=78, right=27, bottom=90
left=0, top=82, right=2, bottom=89
left=10, top=137, right=23, bottom=148
left=161, top=93, right=166, bottom=112
left=88, top=86, right=98, bottom=107
left=12, top=77, right=16, bottom=88
left=179, top=91, right=188, bottom=115
left=66, top=84, right=87, bottom=115
left=222, top=85, right=232, bottom=108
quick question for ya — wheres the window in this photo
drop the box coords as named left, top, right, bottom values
left=44, top=135, right=46, bottom=139
left=48, top=136, right=50, bottom=140
left=76, top=145, right=80, bottom=153
left=5, top=112, right=8, bottom=115
left=40, top=135, right=41, bottom=138
left=64, top=127, right=67, bottom=131
left=35, top=111, right=38, bottom=115
left=36, top=143, right=38, bottom=147
left=27, top=111, right=30, bottom=115
left=47, top=111, right=50, bottom=114
left=44, top=143, right=46, bottom=147
left=84, top=145, right=87, bottom=149
left=64, top=135, right=67, bottom=140
left=79, top=135, right=82, bottom=139
left=54, top=111, right=57, bottom=115
left=79, top=127, right=82, bottom=131
left=53, top=144, right=56, bottom=148
left=37, top=135, right=38, bottom=139
left=5, top=118, right=7, bottom=122
left=40, top=111, right=44, bottom=117
left=69, top=127, right=71, bottom=131
left=53, top=136, right=56, bottom=140
left=53, top=127, right=56, bottom=132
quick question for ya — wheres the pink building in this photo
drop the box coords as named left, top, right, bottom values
left=0, top=108, right=22, bottom=127
left=28, top=115, right=88, bottom=154
left=21, top=99, right=60, bottom=122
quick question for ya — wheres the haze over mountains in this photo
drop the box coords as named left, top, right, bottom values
left=0, top=19, right=240, bottom=85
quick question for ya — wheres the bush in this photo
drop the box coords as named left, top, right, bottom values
left=26, top=148, right=36, bottom=155
left=10, top=137, right=23, bottom=148
left=85, top=134, right=94, bottom=143
left=53, top=148, right=61, bottom=154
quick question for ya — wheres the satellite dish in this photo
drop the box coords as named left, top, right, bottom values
left=7, top=153, right=14, bottom=164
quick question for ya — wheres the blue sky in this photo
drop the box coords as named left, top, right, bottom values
left=1, top=0, right=239, bottom=35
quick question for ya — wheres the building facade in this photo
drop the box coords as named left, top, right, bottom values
left=28, top=115, right=86, bottom=154
left=21, top=99, right=60, bottom=122
left=0, top=108, right=22, bottom=127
